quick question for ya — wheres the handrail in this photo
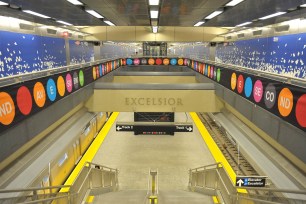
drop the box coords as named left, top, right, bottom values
left=0, top=185, right=70, bottom=193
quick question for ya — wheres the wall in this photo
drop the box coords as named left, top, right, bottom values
left=69, top=40, right=95, bottom=64
left=216, top=33, right=306, bottom=79
left=170, top=44, right=210, bottom=60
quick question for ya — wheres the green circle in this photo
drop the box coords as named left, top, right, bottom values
left=217, top=68, right=221, bottom=82
left=79, top=70, right=84, bottom=86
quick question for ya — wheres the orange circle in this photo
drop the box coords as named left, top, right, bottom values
left=207, top=66, right=211, bottom=77
left=163, top=58, right=170, bottom=65
left=278, top=88, right=293, bottom=117
left=0, top=92, right=15, bottom=125
left=231, top=73, right=237, bottom=90
left=178, top=58, right=183, bottom=65
left=93, top=67, right=97, bottom=80
left=57, top=76, right=65, bottom=97
left=33, top=82, right=46, bottom=108
left=148, top=58, right=155, bottom=65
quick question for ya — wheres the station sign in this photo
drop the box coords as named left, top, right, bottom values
left=116, top=125, right=134, bottom=131
left=174, top=125, right=193, bottom=132
left=236, top=176, right=266, bottom=187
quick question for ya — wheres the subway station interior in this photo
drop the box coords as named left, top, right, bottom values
left=0, top=0, right=306, bottom=203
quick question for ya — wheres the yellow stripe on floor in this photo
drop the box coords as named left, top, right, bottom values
left=190, top=112, right=247, bottom=194
left=60, top=112, right=119, bottom=192
left=86, top=196, right=95, bottom=203
left=212, top=196, right=219, bottom=203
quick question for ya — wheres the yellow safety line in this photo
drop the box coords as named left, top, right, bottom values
left=86, top=195, right=95, bottom=203
left=212, top=196, right=219, bottom=203
left=60, top=112, right=119, bottom=192
left=190, top=112, right=247, bottom=194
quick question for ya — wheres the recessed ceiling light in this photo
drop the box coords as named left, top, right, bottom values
left=66, top=0, right=83, bottom=5
left=225, top=0, right=245, bottom=7
left=85, top=10, right=104, bottom=18
left=236, top=21, right=252, bottom=27
left=259, top=12, right=286, bottom=20
left=149, top=0, right=159, bottom=6
left=57, top=20, right=73, bottom=26
left=205, top=10, right=223, bottom=19
left=152, top=26, right=158, bottom=33
left=0, top=1, right=8, bottom=6
left=23, top=10, right=51, bottom=18
left=105, top=20, right=115, bottom=26
left=300, top=3, right=306, bottom=7
left=194, top=21, right=205, bottom=26
left=150, top=10, right=159, bottom=18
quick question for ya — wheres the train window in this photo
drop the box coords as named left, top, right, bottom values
left=84, top=126, right=91, bottom=136
left=58, top=153, right=68, bottom=167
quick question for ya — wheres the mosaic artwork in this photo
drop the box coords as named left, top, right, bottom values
left=69, top=40, right=94, bottom=64
left=216, top=33, right=306, bottom=79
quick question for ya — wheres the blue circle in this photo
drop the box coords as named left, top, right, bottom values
left=99, top=64, right=103, bottom=76
left=47, top=78, right=57, bottom=101
left=244, top=77, right=253, bottom=98
left=170, top=58, right=177, bottom=65
left=126, top=58, right=133, bottom=65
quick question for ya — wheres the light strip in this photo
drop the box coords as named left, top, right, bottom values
left=149, top=0, right=159, bottom=6
left=150, top=10, right=159, bottom=18
left=105, top=20, right=115, bottom=26
left=0, top=1, right=8, bottom=5
left=225, top=0, right=245, bottom=7
left=85, top=10, right=104, bottom=18
left=23, top=10, right=50, bottom=18
left=300, top=3, right=306, bottom=7
left=194, top=21, right=205, bottom=26
left=57, top=20, right=73, bottom=26
left=205, top=10, right=223, bottom=19
left=152, top=26, right=158, bottom=33
left=236, top=21, right=252, bottom=27
left=259, top=12, right=286, bottom=20
left=66, top=0, right=83, bottom=5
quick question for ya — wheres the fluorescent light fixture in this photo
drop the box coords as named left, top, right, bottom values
left=150, top=10, right=159, bottom=18
left=152, top=26, right=158, bottom=33
left=194, top=21, right=205, bottom=26
left=57, top=20, right=73, bottom=26
left=0, top=1, right=8, bottom=5
left=85, top=9, right=104, bottom=18
left=149, top=0, right=159, bottom=5
left=236, top=21, right=252, bottom=27
left=205, top=10, right=223, bottom=19
left=105, top=20, right=115, bottom=26
left=259, top=12, right=286, bottom=20
left=300, top=3, right=306, bottom=7
left=23, top=10, right=50, bottom=18
left=225, top=0, right=245, bottom=6
left=66, top=0, right=83, bottom=5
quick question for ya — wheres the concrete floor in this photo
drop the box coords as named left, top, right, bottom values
left=92, top=112, right=215, bottom=191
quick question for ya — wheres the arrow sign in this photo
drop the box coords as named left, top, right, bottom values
left=237, top=179, right=244, bottom=187
left=116, top=126, right=122, bottom=131
left=175, top=125, right=193, bottom=132
left=116, top=124, right=134, bottom=131
left=186, top=127, right=193, bottom=132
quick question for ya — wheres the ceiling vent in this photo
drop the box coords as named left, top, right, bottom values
left=237, top=33, right=245, bottom=38
left=253, top=30, right=262, bottom=36
left=274, top=24, right=290, bottom=32
left=226, top=36, right=232, bottom=40
left=19, top=23, right=34, bottom=31
left=47, top=28, right=57, bottom=35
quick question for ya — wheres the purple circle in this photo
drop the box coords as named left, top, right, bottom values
left=134, top=58, right=140, bottom=65
left=253, top=80, right=263, bottom=102
left=66, top=73, right=73, bottom=93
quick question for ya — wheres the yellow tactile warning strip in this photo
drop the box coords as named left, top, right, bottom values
left=86, top=195, right=95, bottom=203
left=212, top=196, right=219, bottom=203
left=190, top=112, right=247, bottom=194
left=60, top=112, right=119, bottom=193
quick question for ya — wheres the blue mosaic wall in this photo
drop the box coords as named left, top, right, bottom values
left=69, top=40, right=94, bottom=64
left=0, top=30, right=66, bottom=77
left=216, top=33, right=306, bottom=79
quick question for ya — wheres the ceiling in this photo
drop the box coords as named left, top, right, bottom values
left=0, top=0, right=306, bottom=27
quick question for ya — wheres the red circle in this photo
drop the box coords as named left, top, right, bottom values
left=156, top=58, right=162, bottom=65
left=17, top=86, right=32, bottom=115
left=237, top=74, right=244, bottom=94
left=296, top=94, right=306, bottom=128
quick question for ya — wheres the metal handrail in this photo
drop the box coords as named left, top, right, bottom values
left=0, top=185, right=70, bottom=194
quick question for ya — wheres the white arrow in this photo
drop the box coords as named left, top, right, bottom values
left=186, top=127, right=193, bottom=132
left=237, top=179, right=244, bottom=187
left=116, top=126, right=122, bottom=131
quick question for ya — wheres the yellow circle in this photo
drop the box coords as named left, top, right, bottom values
left=231, top=73, right=237, bottom=90
left=178, top=58, right=183, bottom=65
left=57, top=76, right=65, bottom=97
left=93, top=67, right=97, bottom=80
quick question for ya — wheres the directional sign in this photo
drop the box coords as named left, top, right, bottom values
left=175, top=125, right=193, bottom=132
left=116, top=125, right=134, bottom=131
left=236, top=176, right=266, bottom=187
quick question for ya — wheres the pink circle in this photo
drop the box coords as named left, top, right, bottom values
left=134, top=58, right=140, bottom=65
left=253, top=80, right=263, bottom=102
left=66, top=73, right=73, bottom=93
left=296, top=94, right=306, bottom=127
left=210, top=66, right=214, bottom=78
left=184, top=59, right=188, bottom=65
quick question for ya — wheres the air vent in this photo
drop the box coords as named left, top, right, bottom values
left=226, top=36, right=232, bottom=40
left=47, top=28, right=57, bottom=35
left=274, top=25, right=290, bottom=32
left=78, top=35, right=84, bottom=39
left=253, top=30, right=262, bottom=36
left=19, top=23, right=34, bottom=31
left=237, top=33, right=245, bottom=38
